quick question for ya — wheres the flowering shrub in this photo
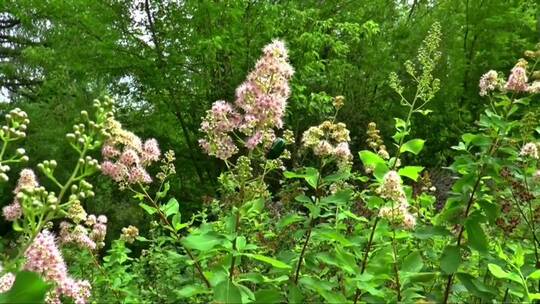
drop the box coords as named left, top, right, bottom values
left=2, top=23, right=540, bottom=304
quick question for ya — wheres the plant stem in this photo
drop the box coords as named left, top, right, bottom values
left=228, top=208, right=241, bottom=280
left=294, top=220, right=313, bottom=284
left=353, top=216, right=380, bottom=303
left=135, top=184, right=211, bottom=288
left=442, top=170, right=482, bottom=304
left=391, top=229, right=402, bottom=302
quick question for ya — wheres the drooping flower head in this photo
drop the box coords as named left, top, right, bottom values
left=199, top=39, right=294, bottom=160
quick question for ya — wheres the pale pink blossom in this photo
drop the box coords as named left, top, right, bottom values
left=0, top=272, right=15, bottom=292
left=505, top=66, right=528, bottom=92
left=246, top=131, right=263, bottom=150
left=24, top=230, right=68, bottom=283
left=119, top=149, right=140, bottom=166
left=2, top=203, right=21, bottom=221
left=479, top=70, right=499, bottom=96
left=101, top=144, right=120, bottom=159
left=3, top=169, right=39, bottom=221
left=142, top=139, right=161, bottom=164
left=24, top=230, right=92, bottom=303
left=520, top=142, right=539, bottom=159
left=199, top=39, right=294, bottom=159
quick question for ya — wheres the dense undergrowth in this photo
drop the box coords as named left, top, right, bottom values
left=1, top=22, right=540, bottom=303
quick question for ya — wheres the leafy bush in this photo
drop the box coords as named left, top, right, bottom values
left=1, top=23, right=540, bottom=303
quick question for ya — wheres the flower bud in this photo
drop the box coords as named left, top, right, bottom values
left=0, top=173, right=8, bottom=182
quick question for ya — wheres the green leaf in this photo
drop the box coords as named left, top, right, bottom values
left=487, top=264, right=510, bottom=279
left=284, top=167, right=319, bottom=189
left=440, top=246, right=461, bottom=274
left=139, top=203, right=157, bottom=215
left=398, top=166, right=424, bottom=181
left=156, top=181, right=170, bottom=199
left=319, top=290, right=348, bottom=303
left=456, top=273, right=496, bottom=300
left=394, top=117, right=407, bottom=129
left=254, top=288, right=282, bottom=303
left=277, top=214, right=304, bottom=230
left=171, top=213, right=187, bottom=231
left=236, top=237, right=247, bottom=252
left=528, top=270, right=540, bottom=280
left=465, top=220, right=489, bottom=253
left=287, top=284, right=304, bottom=304
left=413, top=225, right=452, bottom=240
left=182, top=233, right=222, bottom=251
left=162, top=198, right=179, bottom=218
left=244, top=254, right=292, bottom=269
left=214, top=280, right=243, bottom=304
left=401, top=251, right=423, bottom=273
left=323, top=171, right=351, bottom=184
left=0, top=271, right=50, bottom=304
left=176, top=284, right=210, bottom=298
left=359, top=150, right=386, bottom=167
left=400, top=139, right=425, bottom=155
left=488, top=263, right=522, bottom=285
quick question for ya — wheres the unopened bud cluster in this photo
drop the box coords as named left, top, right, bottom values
left=366, top=122, right=389, bottom=159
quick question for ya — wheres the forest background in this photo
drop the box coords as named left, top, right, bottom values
left=0, top=0, right=539, bottom=245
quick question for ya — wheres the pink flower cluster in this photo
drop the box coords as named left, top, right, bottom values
left=479, top=70, right=500, bottom=96
left=59, top=214, right=107, bottom=250
left=100, top=121, right=161, bottom=184
left=24, top=230, right=91, bottom=304
left=505, top=65, right=528, bottom=92
left=520, top=142, right=539, bottom=159
left=199, top=40, right=294, bottom=160
left=377, top=171, right=416, bottom=229
left=479, top=59, right=540, bottom=96
left=302, top=120, right=353, bottom=169
left=0, top=272, right=15, bottom=293
left=2, top=169, right=38, bottom=221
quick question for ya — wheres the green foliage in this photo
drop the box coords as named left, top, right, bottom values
left=0, top=1, right=539, bottom=304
